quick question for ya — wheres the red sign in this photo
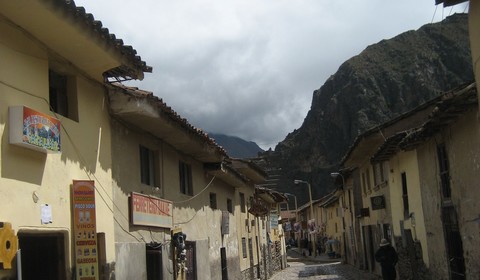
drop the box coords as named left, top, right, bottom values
left=72, top=180, right=99, bottom=280
left=130, top=192, right=173, bottom=228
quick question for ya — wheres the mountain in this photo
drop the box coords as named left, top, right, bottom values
left=209, top=133, right=264, bottom=158
left=264, top=14, right=473, bottom=206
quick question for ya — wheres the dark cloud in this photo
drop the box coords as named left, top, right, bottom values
left=77, top=0, right=469, bottom=149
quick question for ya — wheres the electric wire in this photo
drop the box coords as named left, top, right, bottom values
left=173, top=175, right=216, bottom=204
left=0, top=78, right=146, bottom=243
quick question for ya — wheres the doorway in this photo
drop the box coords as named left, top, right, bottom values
left=442, top=206, right=466, bottom=280
left=146, top=243, right=163, bottom=280
left=220, top=247, right=228, bottom=280
left=185, top=241, right=197, bottom=280
left=18, top=232, right=66, bottom=280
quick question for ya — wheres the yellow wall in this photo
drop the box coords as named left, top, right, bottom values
left=389, top=150, right=429, bottom=266
left=0, top=18, right=115, bottom=277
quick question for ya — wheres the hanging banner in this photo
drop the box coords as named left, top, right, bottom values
left=72, top=180, right=99, bottom=280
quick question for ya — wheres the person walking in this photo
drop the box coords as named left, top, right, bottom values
left=375, top=238, right=398, bottom=280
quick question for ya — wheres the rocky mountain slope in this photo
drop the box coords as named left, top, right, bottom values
left=209, top=133, right=264, bottom=158
left=267, top=14, right=473, bottom=205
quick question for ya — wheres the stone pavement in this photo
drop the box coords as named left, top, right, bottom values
left=269, top=247, right=381, bottom=280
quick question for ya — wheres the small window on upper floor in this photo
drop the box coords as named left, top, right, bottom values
left=227, top=198, right=233, bottom=213
left=179, top=161, right=193, bottom=196
left=210, top=193, right=217, bottom=209
left=240, top=193, right=246, bottom=213
left=373, top=161, right=389, bottom=187
left=49, top=69, right=78, bottom=121
left=366, top=167, right=372, bottom=192
left=139, top=145, right=159, bottom=187
left=362, top=172, right=367, bottom=194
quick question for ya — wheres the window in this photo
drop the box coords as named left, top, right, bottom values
left=362, top=172, right=367, bottom=194
left=227, top=199, right=233, bottom=213
left=374, top=161, right=389, bottom=186
left=437, top=144, right=451, bottom=198
left=49, top=69, right=78, bottom=120
left=242, top=238, right=247, bottom=258
left=348, top=190, right=352, bottom=211
left=179, top=161, right=193, bottom=196
left=210, top=193, right=217, bottom=209
left=335, top=223, right=338, bottom=233
left=366, top=168, right=372, bottom=192
left=240, top=193, right=246, bottom=213
left=140, top=145, right=158, bottom=187
left=401, top=172, right=409, bottom=219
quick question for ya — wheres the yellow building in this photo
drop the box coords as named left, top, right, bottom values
left=342, top=82, right=479, bottom=279
left=0, top=0, right=150, bottom=279
left=108, top=84, right=274, bottom=280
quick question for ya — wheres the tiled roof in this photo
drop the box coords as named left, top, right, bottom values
left=110, top=83, right=227, bottom=157
left=47, top=0, right=152, bottom=80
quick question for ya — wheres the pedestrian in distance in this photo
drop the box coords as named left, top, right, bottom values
left=375, top=238, right=398, bottom=280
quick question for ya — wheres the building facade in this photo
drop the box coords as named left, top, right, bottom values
left=0, top=0, right=150, bottom=279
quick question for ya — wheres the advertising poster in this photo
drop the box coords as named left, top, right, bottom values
left=72, top=180, right=99, bottom=280
left=9, top=106, right=61, bottom=152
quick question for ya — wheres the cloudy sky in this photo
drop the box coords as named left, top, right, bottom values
left=76, top=0, right=468, bottom=150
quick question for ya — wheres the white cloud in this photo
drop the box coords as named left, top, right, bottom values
left=76, top=0, right=469, bottom=150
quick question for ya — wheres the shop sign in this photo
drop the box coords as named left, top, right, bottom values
left=72, top=180, right=99, bottom=280
left=130, top=192, right=173, bottom=228
left=371, top=195, right=386, bottom=210
left=9, top=106, right=61, bottom=153
left=270, top=213, right=279, bottom=229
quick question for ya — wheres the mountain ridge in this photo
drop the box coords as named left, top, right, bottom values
left=266, top=13, right=473, bottom=205
left=209, top=133, right=264, bottom=158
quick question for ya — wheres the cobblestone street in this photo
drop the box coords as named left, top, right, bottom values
left=270, top=249, right=381, bottom=280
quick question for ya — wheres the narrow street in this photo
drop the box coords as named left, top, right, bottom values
left=269, top=249, right=381, bottom=280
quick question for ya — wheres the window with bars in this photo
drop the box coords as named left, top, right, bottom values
left=437, top=144, right=451, bottom=199
left=240, top=193, right=246, bottom=213
left=401, top=172, right=409, bottom=219
left=242, top=238, right=247, bottom=258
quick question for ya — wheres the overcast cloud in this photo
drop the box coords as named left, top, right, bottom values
left=76, top=0, right=468, bottom=150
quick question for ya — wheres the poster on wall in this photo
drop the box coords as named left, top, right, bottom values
left=9, top=106, right=61, bottom=153
left=72, top=180, right=99, bottom=280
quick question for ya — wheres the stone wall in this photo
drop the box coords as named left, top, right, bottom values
left=395, top=234, right=431, bottom=280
